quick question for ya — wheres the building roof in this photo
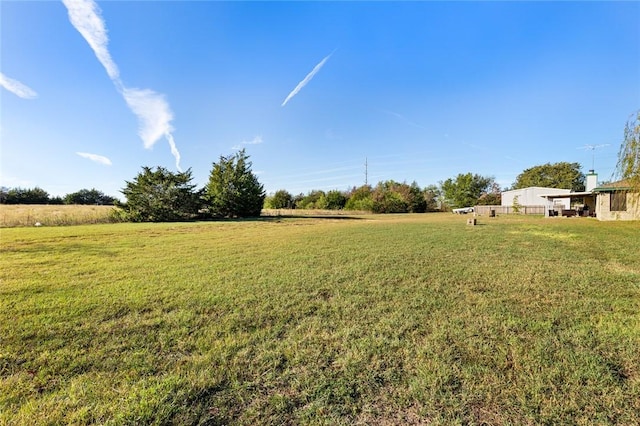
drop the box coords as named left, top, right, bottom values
left=538, top=191, right=593, bottom=199
left=592, top=180, right=633, bottom=192
left=501, top=186, right=571, bottom=195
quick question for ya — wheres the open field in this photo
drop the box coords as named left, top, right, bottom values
left=1, top=214, right=639, bottom=424
left=0, top=205, right=117, bottom=228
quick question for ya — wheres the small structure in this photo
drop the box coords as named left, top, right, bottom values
left=540, top=191, right=595, bottom=217
left=501, top=186, right=570, bottom=214
left=593, top=180, right=640, bottom=221
left=538, top=173, right=639, bottom=220
left=538, top=172, right=599, bottom=218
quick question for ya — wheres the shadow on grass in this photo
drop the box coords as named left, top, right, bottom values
left=201, top=215, right=368, bottom=223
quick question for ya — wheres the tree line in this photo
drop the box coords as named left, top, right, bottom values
left=0, top=187, right=116, bottom=205
left=267, top=162, right=586, bottom=213
left=1, top=157, right=590, bottom=221
left=5, top=109, right=638, bottom=222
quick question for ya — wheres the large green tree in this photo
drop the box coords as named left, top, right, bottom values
left=205, top=149, right=265, bottom=217
left=617, top=110, right=640, bottom=191
left=440, top=173, right=495, bottom=208
left=512, top=162, right=585, bottom=192
left=120, top=167, right=201, bottom=222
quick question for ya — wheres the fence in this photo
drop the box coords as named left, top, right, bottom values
left=261, top=209, right=371, bottom=217
left=474, top=205, right=546, bottom=216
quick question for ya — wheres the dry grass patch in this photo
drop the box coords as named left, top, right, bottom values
left=0, top=204, right=117, bottom=227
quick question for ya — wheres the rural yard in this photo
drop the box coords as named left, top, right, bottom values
left=1, top=213, right=639, bottom=424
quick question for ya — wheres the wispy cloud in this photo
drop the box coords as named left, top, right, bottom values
left=76, top=151, right=112, bottom=165
left=232, top=135, right=263, bottom=150
left=121, top=88, right=174, bottom=149
left=381, top=109, right=427, bottom=130
left=281, top=50, right=335, bottom=107
left=244, top=135, right=263, bottom=145
left=62, top=0, right=182, bottom=171
left=0, top=73, right=38, bottom=99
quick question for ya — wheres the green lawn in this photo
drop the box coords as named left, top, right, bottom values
left=1, top=214, right=639, bottom=424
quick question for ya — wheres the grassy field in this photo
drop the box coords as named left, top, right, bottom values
left=0, top=205, right=117, bottom=228
left=1, top=214, right=639, bottom=424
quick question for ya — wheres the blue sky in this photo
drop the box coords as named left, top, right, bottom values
left=1, top=1, right=639, bottom=199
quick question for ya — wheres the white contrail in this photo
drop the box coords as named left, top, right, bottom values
left=76, top=152, right=112, bottom=165
left=281, top=51, right=334, bottom=107
left=62, top=0, right=182, bottom=171
left=382, top=109, right=427, bottom=130
left=62, top=0, right=119, bottom=80
left=165, top=133, right=182, bottom=172
left=0, top=73, right=38, bottom=99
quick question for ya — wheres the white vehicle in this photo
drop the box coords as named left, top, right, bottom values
left=452, top=207, right=474, bottom=214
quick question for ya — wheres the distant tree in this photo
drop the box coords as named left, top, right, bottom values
left=423, top=184, right=442, bottom=212
left=120, top=167, right=202, bottom=222
left=617, top=110, right=640, bottom=191
left=297, top=190, right=326, bottom=209
left=267, top=190, right=293, bottom=209
left=64, top=188, right=116, bottom=205
left=371, top=181, right=409, bottom=213
left=324, top=190, right=347, bottom=210
left=292, top=193, right=305, bottom=209
left=440, top=173, right=495, bottom=208
left=2, top=187, right=50, bottom=204
left=477, top=182, right=502, bottom=205
left=345, top=185, right=374, bottom=211
left=406, top=181, right=427, bottom=213
left=373, top=192, right=407, bottom=213
left=512, top=162, right=585, bottom=192
left=205, top=149, right=265, bottom=217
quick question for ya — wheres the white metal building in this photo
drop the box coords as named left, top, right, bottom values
left=501, top=187, right=571, bottom=210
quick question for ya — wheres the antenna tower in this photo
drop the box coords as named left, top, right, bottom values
left=579, top=144, right=609, bottom=171
left=365, top=157, right=368, bottom=186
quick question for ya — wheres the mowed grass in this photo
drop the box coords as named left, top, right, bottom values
left=0, top=205, right=117, bottom=228
left=1, top=214, right=639, bottom=424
